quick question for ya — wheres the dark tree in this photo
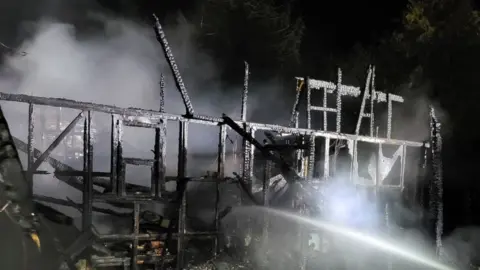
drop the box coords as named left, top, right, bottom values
left=196, top=0, right=304, bottom=76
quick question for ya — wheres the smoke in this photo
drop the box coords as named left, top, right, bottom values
left=1, top=3, right=472, bottom=268
left=0, top=4, right=294, bottom=236
left=379, top=82, right=450, bottom=142
left=443, top=227, right=480, bottom=269
left=0, top=12, right=290, bottom=166
left=320, top=180, right=381, bottom=228
left=217, top=196, right=478, bottom=269
left=219, top=205, right=456, bottom=270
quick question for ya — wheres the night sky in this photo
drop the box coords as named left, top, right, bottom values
left=100, top=0, right=410, bottom=53
left=299, top=0, right=408, bottom=51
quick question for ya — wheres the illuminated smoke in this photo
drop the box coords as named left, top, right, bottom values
left=237, top=206, right=456, bottom=270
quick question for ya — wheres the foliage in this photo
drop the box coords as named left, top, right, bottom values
left=335, top=0, right=480, bottom=172
left=341, top=0, right=480, bottom=102
left=365, top=0, right=480, bottom=173
left=397, top=0, right=480, bottom=110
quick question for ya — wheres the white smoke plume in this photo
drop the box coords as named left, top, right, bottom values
left=0, top=2, right=293, bottom=234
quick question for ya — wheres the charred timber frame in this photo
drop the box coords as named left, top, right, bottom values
left=0, top=67, right=428, bottom=268
left=429, top=107, right=444, bottom=258
left=289, top=67, right=435, bottom=268
left=27, top=103, right=34, bottom=195
left=82, top=110, right=93, bottom=230
left=1, top=16, right=438, bottom=269
left=2, top=91, right=226, bottom=269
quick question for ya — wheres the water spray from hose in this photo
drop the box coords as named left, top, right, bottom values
left=236, top=206, right=456, bottom=270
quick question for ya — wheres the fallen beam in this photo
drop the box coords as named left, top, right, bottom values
left=13, top=136, right=84, bottom=191
left=62, top=227, right=97, bottom=265
left=152, top=14, right=194, bottom=116
left=54, top=171, right=110, bottom=177
left=34, top=201, right=73, bottom=225
left=32, top=111, right=85, bottom=171
left=222, top=114, right=302, bottom=183
left=232, top=172, right=261, bottom=205
left=14, top=137, right=120, bottom=196
left=34, top=195, right=131, bottom=217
